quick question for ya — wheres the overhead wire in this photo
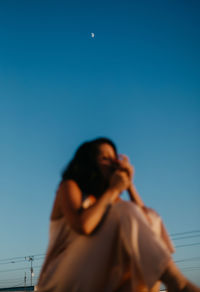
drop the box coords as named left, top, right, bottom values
left=0, top=229, right=200, bottom=288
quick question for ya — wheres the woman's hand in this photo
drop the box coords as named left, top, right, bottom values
left=109, top=169, right=131, bottom=194
left=116, top=154, right=134, bottom=183
left=114, top=155, right=145, bottom=208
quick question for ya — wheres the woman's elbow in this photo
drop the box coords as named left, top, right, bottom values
left=67, top=213, right=96, bottom=235
left=70, top=220, right=93, bottom=235
left=79, top=216, right=96, bottom=235
left=80, top=222, right=94, bottom=235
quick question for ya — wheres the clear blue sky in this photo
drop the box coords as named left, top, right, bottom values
left=0, top=0, right=200, bottom=288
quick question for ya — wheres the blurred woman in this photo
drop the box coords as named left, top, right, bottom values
left=37, top=137, right=200, bottom=292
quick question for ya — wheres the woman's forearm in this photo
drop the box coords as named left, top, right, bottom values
left=79, top=187, right=119, bottom=235
left=128, top=183, right=144, bottom=207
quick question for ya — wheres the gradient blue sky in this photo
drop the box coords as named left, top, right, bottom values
left=0, top=0, right=200, bottom=287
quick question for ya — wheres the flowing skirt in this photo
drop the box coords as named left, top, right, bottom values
left=37, top=201, right=174, bottom=292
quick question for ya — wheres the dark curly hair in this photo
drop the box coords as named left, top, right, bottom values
left=61, top=138, right=118, bottom=198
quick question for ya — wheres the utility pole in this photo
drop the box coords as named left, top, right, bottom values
left=25, top=256, right=34, bottom=287
left=24, top=272, right=27, bottom=291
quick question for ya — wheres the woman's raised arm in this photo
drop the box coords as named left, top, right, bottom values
left=57, top=171, right=130, bottom=235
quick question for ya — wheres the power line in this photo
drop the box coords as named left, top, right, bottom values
left=181, top=267, right=200, bottom=271
left=0, top=265, right=42, bottom=273
left=0, top=279, right=24, bottom=283
left=0, top=254, right=45, bottom=263
left=175, top=242, right=200, bottom=248
left=172, top=234, right=200, bottom=241
left=0, top=229, right=199, bottom=287
left=175, top=257, right=200, bottom=263
left=0, top=259, right=30, bottom=266
left=0, top=228, right=199, bottom=261
left=170, top=230, right=200, bottom=237
left=0, top=256, right=45, bottom=265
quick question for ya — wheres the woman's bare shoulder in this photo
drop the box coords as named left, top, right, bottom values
left=51, top=180, right=82, bottom=220
left=58, top=179, right=83, bottom=211
left=60, top=179, right=81, bottom=191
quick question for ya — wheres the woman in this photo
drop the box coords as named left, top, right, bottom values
left=38, top=138, right=200, bottom=292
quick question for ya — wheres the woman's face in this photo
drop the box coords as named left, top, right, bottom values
left=96, top=143, right=118, bottom=179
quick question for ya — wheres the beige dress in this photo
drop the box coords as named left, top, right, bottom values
left=37, top=200, right=174, bottom=292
